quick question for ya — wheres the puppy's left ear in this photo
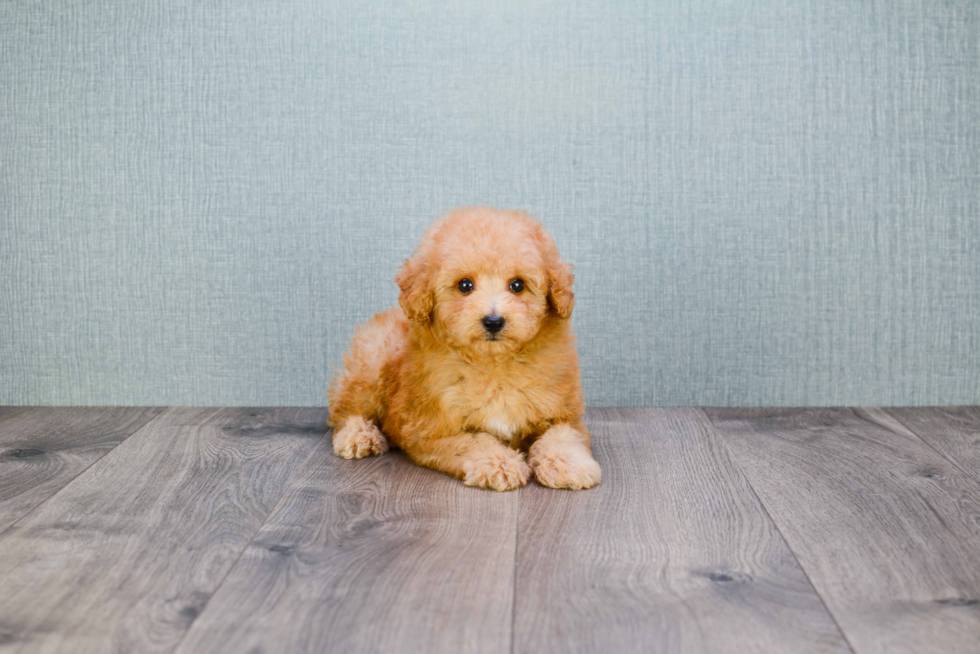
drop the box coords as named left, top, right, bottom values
left=547, top=258, right=575, bottom=318
left=534, top=224, right=575, bottom=319
left=395, top=255, right=434, bottom=323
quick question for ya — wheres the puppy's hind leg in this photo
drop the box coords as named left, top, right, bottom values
left=333, top=415, right=389, bottom=459
left=327, top=308, right=407, bottom=459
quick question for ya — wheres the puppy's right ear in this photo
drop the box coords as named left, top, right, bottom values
left=395, top=255, right=433, bottom=323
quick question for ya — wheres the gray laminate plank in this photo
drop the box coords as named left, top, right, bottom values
left=0, top=407, right=165, bottom=534
left=0, top=407, right=30, bottom=421
left=175, top=446, right=518, bottom=654
left=705, top=407, right=980, bottom=654
left=885, top=407, right=980, bottom=484
left=513, top=408, right=850, bottom=654
left=0, top=407, right=327, bottom=654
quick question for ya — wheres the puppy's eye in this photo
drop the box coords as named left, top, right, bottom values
left=509, top=278, right=525, bottom=294
left=457, top=278, right=474, bottom=294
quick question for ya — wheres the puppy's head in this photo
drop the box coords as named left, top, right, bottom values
left=395, top=207, right=574, bottom=355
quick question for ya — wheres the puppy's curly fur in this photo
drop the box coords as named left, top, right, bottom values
left=327, top=207, right=600, bottom=491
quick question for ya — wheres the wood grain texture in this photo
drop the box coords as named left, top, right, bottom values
left=513, top=408, right=850, bottom=654
left=0, top=407, right=30, bottom=421
left=0, top=407, right=327, bottom=654
left=885, top=407, right=980, bottom=484
left=0, top=407, right=164, bottom=534
left=175, top=448, right=518, bottom=654
left=706, top=408, right=980, bottom=654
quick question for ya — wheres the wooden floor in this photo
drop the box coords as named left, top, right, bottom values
left=1, top=407, right=979, bottom=653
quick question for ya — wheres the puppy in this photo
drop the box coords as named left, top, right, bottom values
left=327, top=207, right=600, bottom=491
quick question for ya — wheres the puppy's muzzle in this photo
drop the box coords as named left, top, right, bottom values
left=481, top=314, right=505, bottom=335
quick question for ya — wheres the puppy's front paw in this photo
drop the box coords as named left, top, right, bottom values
left=334, top=416, right=389, bottom=459
left=529, top=444, right=601, bottom=490
left=462, top=448, right=531, bottom=492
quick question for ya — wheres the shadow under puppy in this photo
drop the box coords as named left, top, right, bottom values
left=327, top=207, right=600, bottom=491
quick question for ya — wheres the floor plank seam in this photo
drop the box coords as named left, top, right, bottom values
left=881, top=408, right=979, bottom=485
left=697, top=408, right=860, bottom=654
left=170, top=424, right=335, bottom=654
left=509, top=487, right=520, bottom=654
left=0, top=407, right=168, bottom=540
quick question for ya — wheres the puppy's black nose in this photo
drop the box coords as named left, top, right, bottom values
left=482, top=314, right=505, bottom=334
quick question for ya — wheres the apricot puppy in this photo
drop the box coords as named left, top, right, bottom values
left=327, top=207, right=600, bottom=491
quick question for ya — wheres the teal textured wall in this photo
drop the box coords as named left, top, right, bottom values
left=2, top=1, right=978, bottom=406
